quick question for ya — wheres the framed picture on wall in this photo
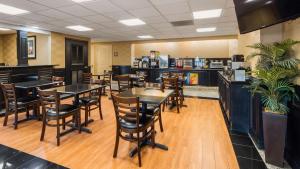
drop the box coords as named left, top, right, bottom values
left=27, top=36, right=36, bottom=59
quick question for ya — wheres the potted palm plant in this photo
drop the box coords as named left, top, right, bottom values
left=247, top=39, right=300, bottom=167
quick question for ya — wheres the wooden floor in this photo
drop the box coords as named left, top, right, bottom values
left=0, top=96, right=239, bottom=169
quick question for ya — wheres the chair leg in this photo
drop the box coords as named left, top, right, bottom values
left=14, top=111, right=18, bottom=130
left=99, top=100, right=103, bottom=120
left=158, top=109, right=164, bottom=132
left=78, top=110, right=81, bottom=133
left=56, top=119, right=60, bottom=146
left=85, top=105, right=88, bottom=126
left=3, top=111, right=9, bottom=126
left=88, top=106, right=91, bottom=117
left=162, top=101, right=165, bottom=112
left=62, top=118, right=66, bottom=130
left=152, top=124, right=156, bottom=148
left=113, top=130, right=120, bottom=158
left=40, top=113, right=47, bottom=141
left=137, top=132, right=142, bottom=167
left=176, top=96, right=180, bottom=113
left=26, top=107, right=29, bottom=119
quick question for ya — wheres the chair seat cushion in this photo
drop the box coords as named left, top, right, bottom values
left=47, top=104, right=78, bottom=117
left=120, top=115, right=154, bottom=129
left=79, top=96, right=99, bottom=105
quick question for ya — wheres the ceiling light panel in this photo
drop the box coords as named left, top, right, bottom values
left=66, top=25, right=93, bottom=31
left=193, top=9, right=222, bottom=19
left=138, top=35, right=153, bottom=39
left=0, top=3, right=30, bottom=15
left=119, top=19, right=146, bottom=26
left=196, top=27, right=216, bottom=32
left=0, top=28, right=11, bottom=31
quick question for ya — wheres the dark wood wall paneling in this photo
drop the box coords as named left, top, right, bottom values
left=65, top=38, right=89, bottom=85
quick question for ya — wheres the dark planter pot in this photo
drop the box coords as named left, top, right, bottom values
left=263, top=111, right=287, bottom=167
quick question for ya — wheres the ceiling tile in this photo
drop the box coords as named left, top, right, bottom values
left=110, top=0, right=152, bottom=10
left=57, top=5, right=97, bottom=17
left=141, top=16, right=167, bottom=24
left=81, top=0, right=122, bottom=13
left=37, top=9, right=73, bottom=19
left=150, top=0, right=186, bottom=5
left=0, top=0, right=49, bottom=12
left=165, top=13, right=193, bottom=22
left=189, top=0, right=226, bottom=11
left=129, top=7, right=161, bottom=18
left=84, top=15, right=113, bottom=23
left=155, top=2, right=190, bottom=15
left=102, top=11, right=134, bottom=20
left=28, top=0, right=75, bottom=8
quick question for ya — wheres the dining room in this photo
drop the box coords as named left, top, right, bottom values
left=0, top=0, right=300, bottom=169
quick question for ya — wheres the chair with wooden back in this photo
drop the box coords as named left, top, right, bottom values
left=116, top=75, right=131, bottom=93
left=161, top=77, right=180, bottom=113
left=102, top=71, right=112, bottom=95
left=38, top=89, right=80, bottom=146
left=170, top=72, right=185, bottom=105
left=1, top=83, right=39, bottom=129
left=38, top=68, right=53, bottom=81
left=52, top=76, right=65, bottom=87
left=82, top=73, right=92, bottom=84
left=111, top=94, right=155, bottom=167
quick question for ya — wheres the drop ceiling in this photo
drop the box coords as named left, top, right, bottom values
left=0, top=0, right=238, bottom=41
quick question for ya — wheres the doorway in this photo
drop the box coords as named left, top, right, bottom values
left=91, top=44, right=112, bottom=74
left=65, top=38, right=89, bottom=84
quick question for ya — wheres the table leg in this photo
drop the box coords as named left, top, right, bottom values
left=73, top=94, right=93, bottom=134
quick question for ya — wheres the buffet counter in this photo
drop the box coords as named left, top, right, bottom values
left=130, top=67, right=223, bottom=86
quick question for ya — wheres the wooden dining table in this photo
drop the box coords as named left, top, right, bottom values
left=48, top=83, right=105, bottom=134
left=117, top=87, right=174, bottom=157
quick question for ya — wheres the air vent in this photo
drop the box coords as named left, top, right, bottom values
left=170, top=20, right=194, bottom=27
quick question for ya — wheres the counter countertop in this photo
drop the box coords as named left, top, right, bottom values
left=0, top=65, right=57, bottom=69
left=131, top=67, right=223, bottom=71
left=218, top=71, right=250, bottom=84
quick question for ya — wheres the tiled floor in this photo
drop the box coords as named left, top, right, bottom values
left=0, top=144, right=67, bottom=169
left=229, top=131, right=268, bottom=169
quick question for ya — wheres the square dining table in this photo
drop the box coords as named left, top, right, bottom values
left=117, top=87, right=174, bottom=157
left=48, top=83, right=105, bottom=134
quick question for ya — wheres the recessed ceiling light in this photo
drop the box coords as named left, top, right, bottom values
left=71, top=0, right=94, bottom=3
left=193, top=9, right=222, bottom=19
left=0, top=27, right=11, bottom=31
left=66, top=25, right=93, bottom=31
left=138, top=35, right=153, bottom=39
left=0, top=3, right=29, bottom=15
left=119, top=19, right=146, bottom=26
left=196, top=27, right=216, bottom=32
left=31, top=26, right=39, bottom=29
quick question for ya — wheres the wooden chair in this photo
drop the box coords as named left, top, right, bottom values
left=79, top=86, right=103, bottom=124
left=82, top=73, right=92, bottom=84
left=38, top=68, right=53, bottom=81
left=52, top=76, right=73, bottom=100
left=116, top=75, right=131, bottom=93
left=101, top=72, right=112, bottom=96
left=170, top=72, right=185, bottom=105
left=52, top=76, right=65, bottom=86
left=1, top=83, right=39, bottom=129
left=161, top=77, right=181, bottom=113
left=38, top=89, right=80, bottom=146
left=111, top=94, right=155, bottom=167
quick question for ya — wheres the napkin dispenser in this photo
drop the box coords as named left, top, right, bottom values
left=234, top=69, right=246, bottom=81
